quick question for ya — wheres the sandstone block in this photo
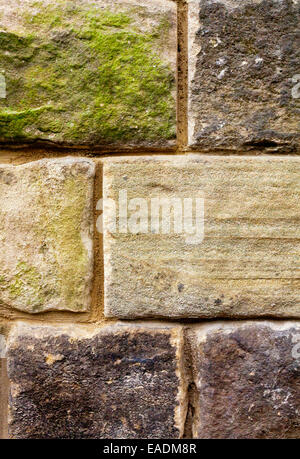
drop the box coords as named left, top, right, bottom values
left=188, top=321, right=300, bottom=438
left=103, top=155, right=300, bottom=319
left=0, top=0, right=176, bottom=147
left=0, top=157, right=94, bottom=313
left=7, top=322, right=186, bottom=439
left=188, top=0, right=300, bottom=151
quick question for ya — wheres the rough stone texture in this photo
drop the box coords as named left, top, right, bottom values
left=0, top=157, right=94, bottom=313
left=188, top=0, right=300, bottom=152
left=103, top=155, right=300, bottom=319
left=7, top=321, right=187, bottom=439
left=0, top=0, right=176, bottom=147
left=188, top=321, right=300, bottom=439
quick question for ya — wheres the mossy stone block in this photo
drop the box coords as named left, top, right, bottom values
left=0, top=0, right=176, bottom=147
left=0, top=157, right=94, bottom=313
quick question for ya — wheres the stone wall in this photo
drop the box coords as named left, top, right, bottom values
left=0, top=0, right=299, bottom=439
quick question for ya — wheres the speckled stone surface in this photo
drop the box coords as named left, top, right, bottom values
left=188, top=0, right=300, bottom=151
left=188, top=321, right=300, bottom=438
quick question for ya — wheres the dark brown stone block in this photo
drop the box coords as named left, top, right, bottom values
left=188, top=0, right=300, bottom=152
left=7, top=322, right=187, bottom=439
left=189, top=321, right=300, bottom=438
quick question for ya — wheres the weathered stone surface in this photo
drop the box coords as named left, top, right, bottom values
left=0, top=0, right=176, bottom=147
left=103, top=155, right=300, bottom=319
left=188, top=321, right=300, bottom=439
left=188, top=0, right=300, bottom=151
left=0, top=157, right=94, bottom=313
left=7, top=321, right=187, bottom=439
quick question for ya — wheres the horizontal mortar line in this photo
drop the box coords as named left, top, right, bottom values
left=3, top=316, right=300, bottom=324
left=1, top=152, right=300, bottom=162
left=176, top=277, right=300, bottom=280
left=2, top=313, right=300, bottom=325
left=0, top=316, right=103, bottom=325
left=194, top=237, right=300, bottom=240
left=116, top=236, right=300, bottom=240
left=204, top=222, right=300, bottom=224
left=185, top=149, right=300, bottom=155
left=102, top=316, right=300, bottom=324
left=116, top=239, right=300, bottom=243
left=0, top=144, right=176, bottom=155
left=1, top=145, right=300, bottom=157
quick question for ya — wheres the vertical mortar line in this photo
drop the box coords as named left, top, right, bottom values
left=90, top=160, right=105, bottom=322
left=182, top=326, right=197, bottom=438
left=177, top=0, right=189, bottom=151
left=0, top=358, right=9, bottom=439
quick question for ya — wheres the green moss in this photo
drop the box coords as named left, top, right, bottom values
left=74, top=13, right=175, bottom=142
left=23, top=0, right=79, bottom=28
left=50, top=177, right=89, bottom=305
left=0, top=3, right=175, bottom=143
left=0, top=107, right=53, bottom=139
left=0, top=171, right=89, bottom=312
left=0, top=31, right=34, bottom=50
left=35, top=174, right=89, bottom=310
left=8, top=261, right=45, bottom=310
